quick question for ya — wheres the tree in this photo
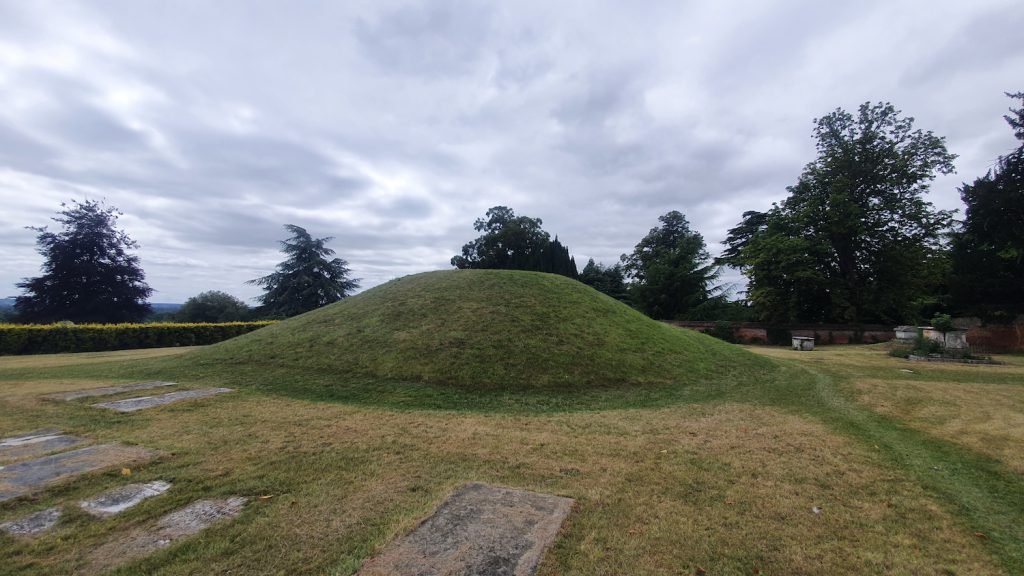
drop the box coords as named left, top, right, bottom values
left=15, top=200, right=153, bottom=323
left=175, top=290, right=250, bottom=323
left=720, top=102, right=956, bottom=324
left=950, top=92, right=1024, bottom=321
left=248, top=225, right=359, bottom=318
left=579, top=259, right=629, bottom=303
left=451, top=206, right=578, bottom=278
left=621, top=211, right=720, bottom=320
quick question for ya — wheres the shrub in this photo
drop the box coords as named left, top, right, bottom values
left=707, top=321, right=738, bottom=343
left=0, top=322, right=275, bottom=355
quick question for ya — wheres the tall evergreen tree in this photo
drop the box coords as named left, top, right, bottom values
left=451, top=206, right=578, bottom=278
left=950, top=92, right=1024, bottom=320
left=15, top=200, right=152, bottom=323
left=248, top=225, right=359, bottom=318
left=720, top=102, right=955, bottom=324
left=621, top=211, right=719, bottom=320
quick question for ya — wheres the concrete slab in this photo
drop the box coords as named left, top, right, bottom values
left=0, top=507, right=62, bottom=538
left=86, top=497, right=247, bottom=572
left=44, top=381, right=177, bottom=401
left=92, top=388, right=234, bottom=413
left=80, top=481, right=171, bottom=516
left=0, top=444, right=156, bottom=503
left=0, top=430, right=87, bottom=464
left=358, top=482, right=573, bottom=576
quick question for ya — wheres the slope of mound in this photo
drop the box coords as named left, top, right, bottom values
left=189, top=270, right=770, bottom=394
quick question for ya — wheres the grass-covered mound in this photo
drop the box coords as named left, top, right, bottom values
left=180, top=270, right=772, bottom=408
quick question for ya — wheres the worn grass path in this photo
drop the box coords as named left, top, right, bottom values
left=742, top=348, right=1024, bottom=574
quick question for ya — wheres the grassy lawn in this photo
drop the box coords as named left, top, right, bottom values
left=1, top=343, right=1021, bottom=574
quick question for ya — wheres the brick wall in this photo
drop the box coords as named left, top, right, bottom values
left=666, top=321, right=895, bottom=345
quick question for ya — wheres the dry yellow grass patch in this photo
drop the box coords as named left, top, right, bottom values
left=1, top=379, right=1002, bottom=575
left=852, top=378, right=1024, bottom=474
left=0, top=347, right=193, bottom=370
left=746, top=344, right=1024, bottom=476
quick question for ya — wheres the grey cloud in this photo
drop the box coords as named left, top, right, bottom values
left=354, top=2, right=496, bottom=77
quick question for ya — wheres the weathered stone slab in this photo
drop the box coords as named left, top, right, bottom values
left=0, top=507, right=62, bottom=537
left=92, top=388, right=234, bottom=413
left=0, top=430, right=86, bottom=464
left=86, top=497, right=247, bottom=572
left=44, top=381, right=177, bottom=401
left=0, top=444, right=156, bottom=503
left=358, top=483, right=573, bottom=576
left=80, top=480, right=171, bottom=516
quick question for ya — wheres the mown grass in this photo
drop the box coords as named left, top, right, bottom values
left=0, top=351, right=1009, bottom=575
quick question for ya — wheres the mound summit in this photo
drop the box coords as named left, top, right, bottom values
left=193, top=270, right=764, bottom=392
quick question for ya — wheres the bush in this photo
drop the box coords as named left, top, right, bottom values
left=0, top=322, right=275, bottom=355
left=707, top=321, right=738, bottom=343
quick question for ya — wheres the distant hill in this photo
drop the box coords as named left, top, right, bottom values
left=0, top=299, right=181, bottom=312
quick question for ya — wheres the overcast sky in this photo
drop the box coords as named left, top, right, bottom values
left=1, top=1, right=1021, bottom=303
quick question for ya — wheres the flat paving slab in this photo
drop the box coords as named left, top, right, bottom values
left=80, top=480, right=171, bottom=516
left=358, top=482, right=573, bottom=576
left=86, top=497, right=248, bottom=573
left=0, top=430, right=86, bottom=464
left=0, top=444, right=157, bottom=503
left=92, top=387, right=234, bottom=413
left=0, top=507, right=62, bottom=538
left=44, top=381, right=177, bottom=401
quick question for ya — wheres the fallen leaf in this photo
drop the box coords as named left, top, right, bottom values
left=258, top=495, right=274, bottom=500
left=974, top=532, right=987, bottom=539
left=120, top=468, right=131, bottom=476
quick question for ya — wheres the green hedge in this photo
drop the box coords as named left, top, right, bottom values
left=0, top=322, right=277, bottom=355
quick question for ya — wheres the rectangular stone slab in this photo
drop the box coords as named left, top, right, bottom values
left=44, top=381, right=177, bottom=401
left=92, top=387, right=234, bottom=412
left=86, top=497, right=248, bottom=572
left=0, top=507, right=62, bottom=537
left=0, top=430, right=87, bottom=464
left=0, top=444, right=156, bottom=503
left=80, top=480, right=171, bottom=516
left=358, top=482, right=573, bottom=576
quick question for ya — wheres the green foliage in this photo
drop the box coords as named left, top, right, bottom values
left=950, top=92, right=1024, bottom=321
left=579, top=258, right=630, bottom=303
left=450, top=206, right=578, bottom=278
left=190, top=269, right=764, bottom=392
left=15, top=199, right=153, bottom=323
left=720, top=103, right=955, bottom=324
left=249, top=224, right=359, bottom=318
left=931, top=313, right=955, bottom=335
left=621, top=211, right=720, bottom=320
left=0, top=322, right=274, bottom=355
left=176, top=291, right=250, bottom=323
left=707, top=320, right=738, bottom=343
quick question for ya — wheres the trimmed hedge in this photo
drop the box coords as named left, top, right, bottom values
left=0, top=322, right=276, bottom=355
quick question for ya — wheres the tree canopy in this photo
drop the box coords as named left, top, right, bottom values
left=621, top=211, right=719, bottom=320
left=949, top=92, right=1024, bottom=321
left=248, top=224, right=359, bottom=318
left=15, top=200, right=153, bottom=323
left=720, top=102, right=956, bottom=324
left=175, top=290, right=250, bottom=323
left=451, top=206, right=578, bottom=278
left=579, top=259, right=630, bottom=303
